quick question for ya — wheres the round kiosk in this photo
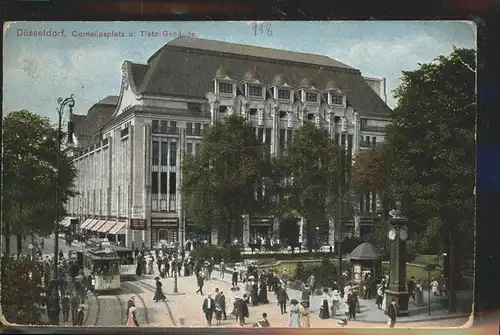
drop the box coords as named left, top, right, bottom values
left=348, top=242, right=382, bottom=299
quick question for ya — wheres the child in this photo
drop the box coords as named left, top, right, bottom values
left=215, top=303, right=223, bottom=325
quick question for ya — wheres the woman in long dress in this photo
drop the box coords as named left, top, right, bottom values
left=125, top=306, right=139, bottom=327
left=300, top=301, right=311, bottom=328
left=288, top=299, right=301, bottom=328
left=430, top=278, right=439, bottom=296
left=319, top=299, right=330, bottom=319
left=153, top=277, right=166, bottom=302
left=331, top=290, right=341, bottom=316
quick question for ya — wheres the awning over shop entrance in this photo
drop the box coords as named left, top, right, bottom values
left=98, top=220, right=116, bottom=233
left=109, top=221, right=127, bottom=235
left=90, top=220, right=107, bottom=232
left=85, top=219, right=100, bottom=231
left=80, top=218, right=93, bottom=229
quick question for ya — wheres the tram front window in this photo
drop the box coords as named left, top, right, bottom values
left=93, top=261, right=120, bottom=276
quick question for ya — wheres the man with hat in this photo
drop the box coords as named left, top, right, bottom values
left=202, top=293, right=215, bottom=326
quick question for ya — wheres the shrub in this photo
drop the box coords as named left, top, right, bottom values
left=189, top=245, right=241, bottom=262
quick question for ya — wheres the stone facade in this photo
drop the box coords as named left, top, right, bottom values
left=66, top=37, right=391, bottom=248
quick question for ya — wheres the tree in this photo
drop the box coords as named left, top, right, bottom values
left=1, top=256, right=46, bottom=325
left=2, top=111, right=78, bottom=255
left=277, top=122, right=342, bottom=250
left=386, top=48, right=475, bottom=312
left=181, top=115, right=270, bottom=245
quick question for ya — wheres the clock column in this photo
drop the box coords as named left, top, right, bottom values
left=385, top=201, right=409, bottom=316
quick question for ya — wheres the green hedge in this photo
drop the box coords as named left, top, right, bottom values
left=293, top=259, right=350, bottom=288
left=189, top=245, right=242, bottom=262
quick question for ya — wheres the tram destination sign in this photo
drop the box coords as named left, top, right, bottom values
left=130, top=219, right=147, bottom=230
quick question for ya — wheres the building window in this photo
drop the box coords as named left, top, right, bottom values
left=257, top=128, right=264, bottom=143
left=152, top=120, right=159, bottom=133
left=160, top=172, right=168, bottom=194
left=219, top=82, right=233, bottom=94
left=169, top=172, right=176, bottom=194
left=160, top=120, right=168, bottom=133
left=194, top=123, right=201, bottom=136
left=306, top=92, right=318, bottom=102
left=195, top=143, right=201, bottom=155
left=248, top=86, right=263, bottom=97
left=279, top=129, right=286, bottom=151
left=152, top=141, right=159, bottom=165
left=187, top=102, right=203, bottom=115
left=186, top=122, right=193, bottom=135
left=348, top=134, right=353, bottom=153
left=152, top=172, right=159, bottom=194
left=277, top=89, right=291, bottom=100
left=186, top=143, right=193, bottom=156
left=331, top=94, right=343, bottom=105
left=249, top=108, right=258, bottom=115
left=202, top=124, right=209, bottom=135
left=161, top=142, right=168, bottom=166
left=265, top=128, right=272, bottom=145
left=279, top=111, right=287, bottom=118
left=169, top=142, right=177, bottom=166
left=170, top=121, right=177, bottom=131
left=286, top=129, right=293, bottom=143
left=372, top=136, right=377, bottom=147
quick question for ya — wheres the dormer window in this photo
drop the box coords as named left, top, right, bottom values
left=306, top=92, right=318, bottom=103
left=248, top=85, right=263, bottom=97
left=331, top=93, right=343, bottom=105
left=277, top=88, right=291, bottom=100
left=219, top=82, right=233, bottom=94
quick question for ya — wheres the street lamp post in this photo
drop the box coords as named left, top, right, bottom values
left=47, top=95, right=75, bottom=325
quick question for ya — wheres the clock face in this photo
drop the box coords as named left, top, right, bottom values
left=388, top=229, right=397, bottom=241
left=400, top=229, right=408, bottom=241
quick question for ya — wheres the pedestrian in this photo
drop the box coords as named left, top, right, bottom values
left=231, top=269, right=239, bottom=288
left=214, top=303, right=222, bottom=326
left=430, top=278, right=439, bottom=296
left=253, top=312, right=270, bottom=327
left=276, top=285, right=289, bottom=315
left=219, top=259, right=225, bottom=279
left=125, top=306, right=139, bottom=327
left=153, top=277, right=166, bottom=302
left=387, top=298, right=398, bottom=328
left=196, top=272, right=204, bottom=295
left=61, top=292, right=71, bottom=323
left=288, top=299, right=301, bottom=328
left=319, top=298, right=330, bottom=319
left=74, top=305, right=85, bottom=326
left=127, top=296, right=136, bottom=313
left=202, top=293, right=215, bottom=326
left=300, top=300, right=311, bottom=328
left=376, top=285, right=384, bottom=309
left=347, top=288, right=357, bottom=320
left=330, top=289, right=341, bottom=316
left=301, top=285, right=312, bottom=306
left=70, top=293, right=80, bottom=325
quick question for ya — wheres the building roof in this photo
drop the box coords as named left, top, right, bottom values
left=348, top=242, right=382, bottom=260
left=76, top=95, right=118, bottom=138
left=127, top=37, right=391, bottom=117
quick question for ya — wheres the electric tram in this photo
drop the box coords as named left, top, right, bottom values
left=81, top=238, right=121, bottom=292
left=114, top=246, right=136, bottom=279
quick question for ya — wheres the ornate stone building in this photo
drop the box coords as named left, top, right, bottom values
left=66, top=37, right=391, bottom=248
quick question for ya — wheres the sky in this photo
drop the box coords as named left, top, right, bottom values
left=3, top=21, right=476, bottom=122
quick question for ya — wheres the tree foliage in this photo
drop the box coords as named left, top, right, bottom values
left=277, top=122, right=342, bottom=249
left=385, top=48, right=475, bottom=311
left=385, top=48, right=475, bottom=253
left=2, top=111, right=78, bottom=252
left=351, top=145, right=390, bottom=194
left=181, top=115, right=271, bottom=244
left=1, top=256, right=46, bottom=325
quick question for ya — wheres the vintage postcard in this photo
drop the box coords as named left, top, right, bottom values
left=2, top=21, right=475, bottom=329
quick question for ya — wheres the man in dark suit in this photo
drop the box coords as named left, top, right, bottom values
left=74, top=304, right=85, bottom=326
left=202, top=293, right=215, bottom=326
left=70, top=293, right=81, bottom=325
left=387, top=298, right=398, bottom=328
left=276, top=285, right=289, bottom=314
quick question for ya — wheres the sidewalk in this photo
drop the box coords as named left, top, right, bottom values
left=210, top=269, right=471, bottom=324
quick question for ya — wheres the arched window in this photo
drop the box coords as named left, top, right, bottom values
left=158, top=229, right=167, bottom=243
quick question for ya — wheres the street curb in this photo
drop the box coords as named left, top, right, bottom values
left=328, top=313, right=470, bottom=324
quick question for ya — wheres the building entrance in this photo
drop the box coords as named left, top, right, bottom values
left=280, top=218, right=299, bottom=247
